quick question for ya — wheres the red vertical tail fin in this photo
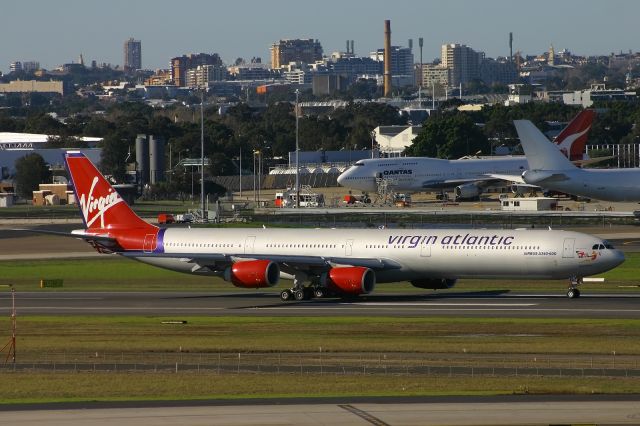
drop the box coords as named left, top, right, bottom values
left=554, top=109, right=596, bottom=161
left=65, top=152, right=159, bottom=251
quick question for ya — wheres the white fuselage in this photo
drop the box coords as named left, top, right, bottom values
left=337, top=157, right=529, bottom=193
left=135, top=227, right=623, bottom=283
left=524, top=168, right=640, bottom=202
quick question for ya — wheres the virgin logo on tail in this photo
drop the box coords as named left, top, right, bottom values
left=79, top=176, right=124, bottom=228
left=66, top=152, right=155, bottom=233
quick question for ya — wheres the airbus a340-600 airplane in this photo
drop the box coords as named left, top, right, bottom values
left=27, top=152, right=623, bottom=300
left=337, top=109, right=596, bottom=199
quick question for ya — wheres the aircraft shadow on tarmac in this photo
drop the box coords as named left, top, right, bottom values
left=163, top=290, right=640, bottom=310
left=224, top=290, right=523, bottom=309
left=159, top=290, right=517, bottom=309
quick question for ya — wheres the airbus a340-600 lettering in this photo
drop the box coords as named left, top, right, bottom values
left=41, top=152, right=623, bottom=300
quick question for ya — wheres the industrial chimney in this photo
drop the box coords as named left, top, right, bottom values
left=509, top=32, right=513, bottom=62
left=384, top=20, right=392, bottom=98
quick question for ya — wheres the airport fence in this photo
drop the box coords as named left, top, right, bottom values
left=2, top=351, right=640, bottom=378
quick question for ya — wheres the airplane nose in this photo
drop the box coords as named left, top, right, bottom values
left=337, top=172, right=346, bottom=186
left=611, top=250, right=625, bottom=269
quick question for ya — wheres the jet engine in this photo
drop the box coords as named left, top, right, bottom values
left=224, top=260, right=280, bottom=288
left=510, top=183, right=539, bottom=197
left=454, top=182, right=482, bottom=200
left=410, top=278, right=457, bottom=290
left=324, top=267, right=376, bottom=295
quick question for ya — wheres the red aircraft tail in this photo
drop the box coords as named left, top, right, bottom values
left=554, top=109, right=596, bottom=161
left=65, top=151, right=158, bottom=251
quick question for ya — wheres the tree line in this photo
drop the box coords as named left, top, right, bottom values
left=5, top=97, right=640, bottom=199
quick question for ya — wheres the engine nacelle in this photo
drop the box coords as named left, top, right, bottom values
left=454, top=183, right=482, bottom=200
left=324, top=267, right=376, bottom=295
left=224, top=260, right=280, bottom=288
left=410, top=278, right=457, bottom=290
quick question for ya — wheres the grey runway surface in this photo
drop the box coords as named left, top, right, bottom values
left=3, top=397, right=640, bottom=425
left=2, top=290, right=640, bottom=318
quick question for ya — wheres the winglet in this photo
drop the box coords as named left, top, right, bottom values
left=514, top=120, right=575, bottom=171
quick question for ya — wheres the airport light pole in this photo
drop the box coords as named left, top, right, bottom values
left=418, top=37, right=423, bottom=105
left=253, top=150, right=257, bottom=202
left=432, top=82, right=435, bottom=110
left=200, top=88, right=206, bottom=222
left=371, top=130, right=376, bottom=159
left=258, top=148, right=262, bottom=204
left=295, top=89, right=300, bottom=208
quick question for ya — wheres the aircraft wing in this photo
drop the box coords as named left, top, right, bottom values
left=120, top=251, right=402, bottom=274
left=421, top=177, right=499, bottom=188
left=484, top=174, right=526, bottom=184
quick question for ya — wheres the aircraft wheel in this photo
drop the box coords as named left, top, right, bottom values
left=280, top=289, right=293, bottom=302
left=313, top=287, right=325, bottom=298
left=293, top=289, right=306, bottom=301
left=567, top=288, right=580, bottom=299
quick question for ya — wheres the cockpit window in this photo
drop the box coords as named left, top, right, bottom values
left=593, top=241, right=615, bottom=250
left=354, top=162, right=364, bottom=166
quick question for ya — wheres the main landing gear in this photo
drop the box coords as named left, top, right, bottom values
left=280, top=286, right=325, bottom=301
left=279, top=273, right=327, bottom=302
left=567, top=276, right=583, bottom=299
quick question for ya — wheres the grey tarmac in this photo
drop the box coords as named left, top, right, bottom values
left=1, top=290, right=640, bottom=318
left=2, top=397, right=640, bottom=425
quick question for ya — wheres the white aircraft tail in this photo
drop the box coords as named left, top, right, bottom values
left=514, top=120, right=575, bottom=171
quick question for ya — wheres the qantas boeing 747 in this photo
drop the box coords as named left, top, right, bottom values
left=36, top=152, right=624, bottom=300
left=338, top=109, right=596, bottom=199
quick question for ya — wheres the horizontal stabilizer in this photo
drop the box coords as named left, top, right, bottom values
left=573, top=155, right=617, bottom=167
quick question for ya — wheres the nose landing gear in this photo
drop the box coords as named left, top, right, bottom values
left=567, top=276, right=583, bottom=299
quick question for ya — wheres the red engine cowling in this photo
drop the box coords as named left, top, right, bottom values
left=224, top=260, right=280, bottom=288
left=326, top=267, right=376, bottom=295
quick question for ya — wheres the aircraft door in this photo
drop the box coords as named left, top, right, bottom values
left=244, top=236, right=256, bottom=254
left=143, top=234, right=156, bottom=253
left=345, top=239, right=354, bottom=256
left=562, top=238, right=575, bottom=258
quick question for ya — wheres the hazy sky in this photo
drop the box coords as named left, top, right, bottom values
left=2, top=0, right=638, bottom=73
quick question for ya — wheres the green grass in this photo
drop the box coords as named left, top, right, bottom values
left=1, top=373, right=639, bottom=404
left=1, top=252, right=638, bottom=293
left=1, top=315, right=640, bottom=402
left=3, top=316, right=640, bottom=355
left=2, top=315, right=640, bottom=403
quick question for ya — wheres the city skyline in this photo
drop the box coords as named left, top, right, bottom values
left=2, top=0, right=639, bottom=73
